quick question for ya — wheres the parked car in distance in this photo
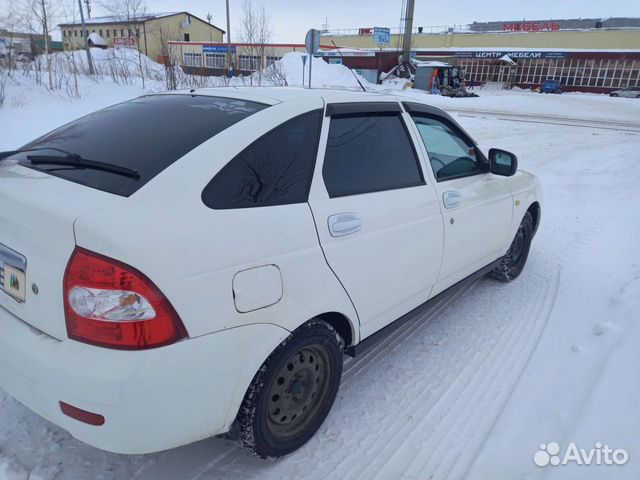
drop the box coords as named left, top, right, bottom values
left=609, top=86, right=640, bottom=98
left=540, top=79, right=563, bottom=94
left=0, top=88, right=542, bottom=459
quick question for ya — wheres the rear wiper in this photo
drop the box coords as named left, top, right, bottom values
left=26, top=154, right=140, bottom=180
left=1, top=147, right=77, bottom=161
left=1, top=148, right=140, bottom=180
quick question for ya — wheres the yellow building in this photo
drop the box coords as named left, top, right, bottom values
left=59, top=12, right=224, bottom=63
left=319, top=18, right=640, bottom=92
left=322, top=29, right=640, bottom=52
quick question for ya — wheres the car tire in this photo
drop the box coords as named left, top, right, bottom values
left=611, top=93, right=619, bottom=97
left=237, top=319, right=344, bottom=459
left=490, top=211, right=534, bottom=282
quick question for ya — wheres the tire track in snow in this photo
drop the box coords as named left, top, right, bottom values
left=435, top=269, right=560, bottom=480
left=341, top=282, right=476, bottom=381
left=337, top=267, right=558, bottom=480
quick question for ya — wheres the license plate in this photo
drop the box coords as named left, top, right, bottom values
left=2, top=264, right=26, bottom=302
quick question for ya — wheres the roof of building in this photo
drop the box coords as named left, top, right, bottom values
left=59, top=11, right=225, bottom=33
left=470, top=17, right=640, bottom=32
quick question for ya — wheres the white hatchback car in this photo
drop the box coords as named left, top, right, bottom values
left=0, top=88, right=541, bottom=459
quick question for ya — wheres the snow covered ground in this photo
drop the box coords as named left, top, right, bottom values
left=1, top=54, right=640, bottom=480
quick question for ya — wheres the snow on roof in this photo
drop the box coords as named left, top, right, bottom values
left=496, top=54, right=517, bottom=64
left=61, top=12, right=180, bottom=25
left=88, top=32, right=107, bottom=46
left=59, top=12, right=225, bottom=32
left=415, top=61, right=451, bottom=67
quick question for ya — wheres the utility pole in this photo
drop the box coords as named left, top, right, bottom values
left=401, top=0, right=415, bottom=65
left=225, top=0, right=234, bottom=78
left=78, top=0, right=94, bottom=74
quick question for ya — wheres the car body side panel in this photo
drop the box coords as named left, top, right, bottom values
left=73, top=99, right=359, bottom=342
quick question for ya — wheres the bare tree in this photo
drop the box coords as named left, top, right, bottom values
left=98, top=0, right=147, bottom=88
left=238, top=0, right=271, bottom=86
left=262, top=54, right=287, bottom=86
left=0, top=3, right=22, bottom=76
left=59, top=0, right=81, bottom=97
left=154, top=24, right=179, bottom=90
left=20, top=0, right=58, bottom=89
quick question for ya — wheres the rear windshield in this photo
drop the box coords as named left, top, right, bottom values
left=16, top=95, right=267, bottom=196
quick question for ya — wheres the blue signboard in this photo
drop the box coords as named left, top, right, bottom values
left=203, top=45, right=236, bottom=53
left=373, top=27, right=391, bottom=46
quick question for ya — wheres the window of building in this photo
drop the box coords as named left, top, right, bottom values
left=99, top=29, right=103, bottom=37
left=183, top=52, right=202, bottom=67
left=121, top=29, right=125, bottom=37
left=266, top=56, right=281, bottom=67
left=106, top=29, right=110, bottom=37
left=323, top=113, right=424, bottom=198
left=184, top=33, right=190, bottom=42
left=411, top=115, right=481, bottom=181
left=113, top=29, right=118, bottom=37
left=202, top=110, right=322, bottom=209
left=238, top=55, right=261, bottom=71
left=135, top=28, right=140, bottom=38
left=205, top=52, right=226, bottom=69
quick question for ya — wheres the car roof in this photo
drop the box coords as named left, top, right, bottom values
left=159, top=86, right=417, bottom=107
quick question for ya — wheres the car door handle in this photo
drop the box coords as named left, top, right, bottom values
left=443, top=191, right=461, bottom=209
left=328, top=213, right=362, bottom=237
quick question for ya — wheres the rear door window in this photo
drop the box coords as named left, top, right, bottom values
left=202, top=110, right=323, bottom=209
left=322, top=113, right=424, bottom=198
left=15, top=95, right=267, bottom=196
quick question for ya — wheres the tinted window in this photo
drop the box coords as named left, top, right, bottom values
left=323, top=113, right=424, bottom=198
left=16, top=95, right=266, bottom=196
left=412, top=116, right=481, bottom=181
left=202, top=110, right=322, bottom=209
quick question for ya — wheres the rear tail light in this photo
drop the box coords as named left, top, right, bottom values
left=63, top=247, right=188, bottom=350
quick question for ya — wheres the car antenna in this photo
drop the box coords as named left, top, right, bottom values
left=331, top=40, right=367, bottom=92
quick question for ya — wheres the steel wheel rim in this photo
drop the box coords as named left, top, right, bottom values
left=266, top=344, right=331, bottom=439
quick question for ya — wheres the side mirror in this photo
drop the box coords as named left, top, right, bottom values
left=489, top=148, right=518, bottom=176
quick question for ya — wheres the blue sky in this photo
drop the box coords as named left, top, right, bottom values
left=3, top=0, right=639, bottom=42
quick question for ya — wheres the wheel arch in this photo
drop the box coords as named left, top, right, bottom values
left=315, top=311, right=356, bottom=349
left=527, top=201, right=541, bottom=236
left=226, top=311, right=357, bottom=431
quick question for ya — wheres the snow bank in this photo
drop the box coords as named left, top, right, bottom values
left=240, top=52, right=371, bottom=89
left=39, top=47, right=164, bottom=81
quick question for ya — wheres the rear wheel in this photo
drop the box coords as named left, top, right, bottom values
left=237, top=319, right=344, bottom=459
left=490, top=211, right=534, bottom=282
left=611, top=93, right=619, bottom=97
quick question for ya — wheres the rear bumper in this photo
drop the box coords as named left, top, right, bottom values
left=0, top=305, right=289, bottom=454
